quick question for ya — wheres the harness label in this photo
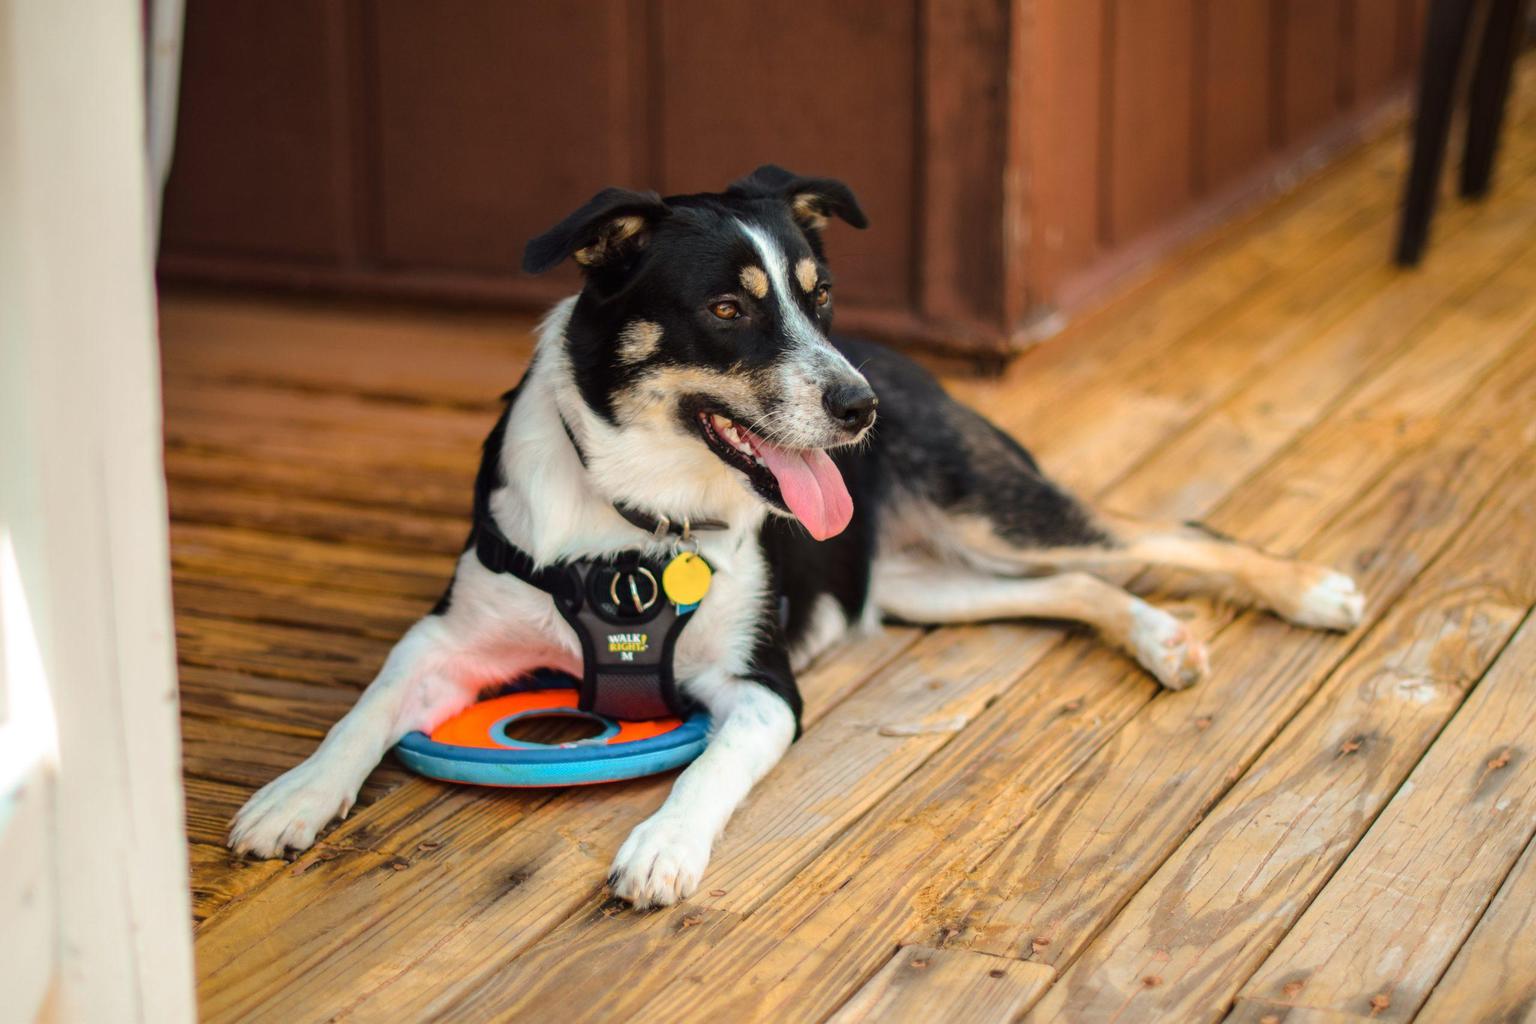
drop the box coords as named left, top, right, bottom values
left=606, top=632, right=650, bottom=661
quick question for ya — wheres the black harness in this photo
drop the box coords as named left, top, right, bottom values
left=472, top=511, right=722, bottom=720
left=471, top=411, right=729, bottom=721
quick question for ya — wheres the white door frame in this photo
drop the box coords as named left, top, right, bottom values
left=0, top=2, right=196, bottom=1021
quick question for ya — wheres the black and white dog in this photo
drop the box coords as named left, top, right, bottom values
left=230, top=166, right=1364, bottom=907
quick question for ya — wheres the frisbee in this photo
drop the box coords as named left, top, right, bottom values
left=393, top=673, right=710, bottom=787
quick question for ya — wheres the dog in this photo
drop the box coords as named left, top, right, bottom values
left=229, top=165, right=1365, bottom=907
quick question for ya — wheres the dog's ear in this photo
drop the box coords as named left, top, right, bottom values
left=728, top=164, right=869, bottom=234
left=522, top=188, right=672, bottom=275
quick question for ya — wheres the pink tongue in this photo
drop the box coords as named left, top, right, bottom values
left=754, top=440, right=853, bottom=540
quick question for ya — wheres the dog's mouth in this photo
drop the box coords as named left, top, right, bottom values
left=696, top=411, right=853, bottom=540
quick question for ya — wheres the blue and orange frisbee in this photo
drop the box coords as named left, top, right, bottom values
left=393, top=673, right=709, bottom=787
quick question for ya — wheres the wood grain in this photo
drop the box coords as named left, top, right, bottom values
left=188, top=843, right=284, bottom=928
left=933, top=293, right=1536, bottom=976
left=1278, top=0, right=1348, bottom=144
left=170, top=522, right=452, bottom=601
left=1021, top=451, right=1536, bottom=1022
left=1106, top=0, right=1197, bottom=244
left=827, top=945, right=1055, bottom=1024
left=1415, top=833, right=1536, bottom=1024
left=1199, top=0, right=1274, bottom=191
left=1234, top=616, right=1536, bottom=1022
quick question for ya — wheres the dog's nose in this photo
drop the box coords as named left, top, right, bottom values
left=823, top=383, right=878, bottom=432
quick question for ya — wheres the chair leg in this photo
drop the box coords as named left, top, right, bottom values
left=1396, top=0, right=1479, bottom=266
left=1461, top=0, right=1528, bottom=198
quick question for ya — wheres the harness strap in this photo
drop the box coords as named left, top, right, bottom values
left=473, top=517, right=578, bottom=603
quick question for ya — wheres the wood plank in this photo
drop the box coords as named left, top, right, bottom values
left=158, top=293, right=535, bottom=406
left=1225, top=1006, right=1381, bottom=1024
left=960, top=106, right=1412, bottom=414
left=827, top=945, right=1055, bottom=1024
left=175, top=614, right=391, bottom=689
left=188, top=843, right=283, bottom=928
left=1398, top=0, right=1428, bottom=74
left=1109, top=186, right=1536, bottom=519
left=1023, top=0, right=1105, bottom=296
left=1415, top=834, right=1536, bottom=1024
left=1350, top=0, right=1405, bottom=102
left=165, top=446, right=472, bottom=519
left=1106, top=0, right=1197, bottom=244
left=180, top=717, right=410, bottom=801
left=162, top=377, right=493, bottom=446
left=177, top=665, right=362, bottom=740
left=172, top=576, right=424, bottom=642
left=183, top=777, right=262, bottom=846
left=167, top=480, right=466, bottom=554
left=916, top=0, right=1011, bottom=328
left=1234, top=616, right=1536, bottom=1022
left=170, top=522, right=452, bottom=602
left=1019, top=450, right=1536, bottom=1022
left=1199, top=0, right=1274, bottom=191
left=1278, top=0, right=1347, bottom=145
left=986, top=86, right=1536, bottom=487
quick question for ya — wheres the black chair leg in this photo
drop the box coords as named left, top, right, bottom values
left=1461, top=0, right=1528, bottom=198
left=1397, top=0, right=1479, bottom=266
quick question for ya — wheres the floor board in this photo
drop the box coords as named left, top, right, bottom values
left=166, top=58, right=1536, bottom=1023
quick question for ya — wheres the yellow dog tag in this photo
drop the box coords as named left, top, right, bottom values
left=662, top=551, right=712, bottom=606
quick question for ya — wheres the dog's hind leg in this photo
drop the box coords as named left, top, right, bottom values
left=871, top=557, right=1208, bottom=689
left=871, top=377, right=1362, bottom=633
left=961, top=511, right=1366, bottom=632
left=1089, top=513, right=1364, bottom=629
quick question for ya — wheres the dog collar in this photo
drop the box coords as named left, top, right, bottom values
left=559, top=412, right=730, bottom=537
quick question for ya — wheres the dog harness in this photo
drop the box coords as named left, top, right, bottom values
left=471, top=507, right=722, bottom=721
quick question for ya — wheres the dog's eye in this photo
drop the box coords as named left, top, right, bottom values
left=815, top=285, right=831, bottom=307
left=710, top=300, right=742, bottom=321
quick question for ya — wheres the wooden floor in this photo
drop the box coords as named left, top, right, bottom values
left=167, top=65, right=1536, bottom=1024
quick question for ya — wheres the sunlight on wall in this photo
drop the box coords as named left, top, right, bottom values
left=0, top=527, right=58, bottom=812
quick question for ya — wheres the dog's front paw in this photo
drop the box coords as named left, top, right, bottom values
left=228, top=760, right=355, bottom=859
left=1129, top=602, right=1209, bottom=690
left=1276, top=567, right=1365, bottom=631
left=608, top=815, right=711, bottom=909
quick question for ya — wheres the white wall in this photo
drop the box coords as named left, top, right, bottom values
left=0, top=2, right=196, bottom=1021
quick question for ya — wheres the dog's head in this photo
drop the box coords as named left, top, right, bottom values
left=525, top=165, right=876, bottom=541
